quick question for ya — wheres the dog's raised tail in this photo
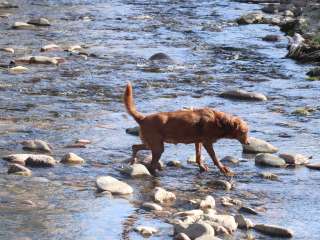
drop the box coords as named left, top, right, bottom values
left=124, top=82, right=144, bottom=123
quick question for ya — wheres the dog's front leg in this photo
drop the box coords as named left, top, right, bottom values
left=195, top=142, right=208, bottom=172
left=203, top=142, right=234, bottom=177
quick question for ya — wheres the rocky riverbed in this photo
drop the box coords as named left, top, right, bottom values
left=0, top=0, right=320, bottom=239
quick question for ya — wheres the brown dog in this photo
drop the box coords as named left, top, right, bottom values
left=124, top=82, right=249, bottom=176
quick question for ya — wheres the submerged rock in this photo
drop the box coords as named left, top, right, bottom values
left=219, top=89, right=267, bottom=101
left=279, top=153, right=309, bottom=165
left=12, top=22, right=35, bottom=30
left=28, top=17, right=51, bottom=26
left=134, top=226, right=158, bottom=237
left=96, top=176, right=133, bottom=195
left=125, top=126, right=139, bottom=136
left=221, top=196, right=242, bottom=207
left=15, top=56, right=64, bottom=65
left=255, top=153, right=286, bottom=167
left=61, top=153, right=85, bottom=164
left=141, top=202, right=163, bottom=211
left=121, top=164, right=151, bottom=177
left=243, top=137, right=278, bottom=153
left=153, top=187, right=176, bottom=204
left=21, top=140, right=52, bottom=153
left=237, top=12, right=264, bottom=25
left=149, top=52, right=173, bottom=62
left=1, top=47, right=14, bottom=53
left=7, top=164, right=32, bottom=176
left=0, top=2, right=18, bottom=8
left=25, top=155, right=57, bottom=167
left=254, top=224, right=294, bottom=238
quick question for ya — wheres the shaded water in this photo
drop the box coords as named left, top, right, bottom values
left=0, top=0, right=319, bottom=239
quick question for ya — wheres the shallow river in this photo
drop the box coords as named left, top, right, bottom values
left=0, top=0, right=319, bottom=239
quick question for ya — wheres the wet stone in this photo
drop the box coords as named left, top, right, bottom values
left=9, top=66, right=28, bottom=73
left=255, top=153, right=286, bottom=167
left=3, top=154, right=34, bottom=165
left=279, top=153, right=309, bottom=165
left=237, top=12, right=264, bottom=25
left=153, top=187, right=176, bottom=204
left=262, top=34, right=281, bottom=42
left=200, top=196, right=215, bottom=210
left=149, top=52, right=173, bottom=62
left=243, top=137, right=278, bottom=153
left=235, top=214, right=254, bottom=229
left=28, top=17, right=51, bottom=26
left=126, top=126, right=139, bottom=136
left=175, top=221, right=215, bottom=240
left=259, top=172, right=279, bottom=180
left=61, top=153, right=85, bottom=164
left=239, top=206, right=259, bottom=215
left=134, top=226, right=158, bottom=237
left=219, top=89, right=267, bottom=101
left=141, top=202, right=163, bottom=211
left=41, top=44, right=61, bottom=52
left=254, top=224, right=294, bottom=238
left=121, top=163, right=151, bottom=177
left=306, top=163, right=320, bottom=170
left=1, top=47, right=14, bottom=53
left=12, top=22, right=35, bottom=30
left=167, top=160, right=182, bottom=168
left=174, top=233, right=191, bottom=240
left=7, top=164, right=32, bottom=176
left=203, top=214, right=237, bottom=233
left=0, top=2, right=18, bottom=8
left=208, top=180, right=232, bottom=191
left=75, top=139, right=91, bottom=145
left=221, top=156, right=239, bottom=164
left=21, top=140, right=52, bottom=153
left=96, top=176, right=133, bottom=195
left=25, top=155, right=57, bottom=167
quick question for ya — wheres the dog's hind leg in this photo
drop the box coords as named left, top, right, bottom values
left=131, top=144, right=149, bottom=164
left=203, top=142, right=234, bottom=176
left=195, top=142, right=208, bottom=172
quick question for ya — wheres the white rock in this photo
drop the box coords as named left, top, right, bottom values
left=203, top=214, right=237, bottom=233
left=254, top=224, right=294, bottom=238
left=243, top=137, right=278, bottom=153
left=221, top=156, right=239, bottom=164
left=61, top=153, right=85, bottom=164
left=255, top=153, right=286, bottom=167
left=220, top=89, right=267, bottom=101
left=3, top=154, right=34, bottom=165
left=41, top=44, right=61, bottom=52
left=75, top=139, right=91, bottom=144
left=9, top=66, right=28, bottom=73
left=153, top=187, right=176, bottom=204
left=96, top=176, right=133, bottom=195
left=122, top=164, right=151, bottom=177
left=200, top=196, right=215, bottom=209
left=259, top=172, right=279, bottom=180
left=134, top=226, right=158, bottom=237
left=175, top=221, right=215, bottom=240
left=7, top=163, right=32, bottom=176
left=279, top=153, right=309, bottom=165
left=1, top=47, right=14, bottom=53
left=12, top=22, right=35, bottom=30
left=21, top=139, right=52, bottom=153
left=141, top=202, right=163, bottom=211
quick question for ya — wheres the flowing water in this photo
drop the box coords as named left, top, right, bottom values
left=0, top=0, right=319, bottom=239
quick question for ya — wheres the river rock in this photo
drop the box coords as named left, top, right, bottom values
left=234, top=214, right=254, bottom=229
left=15, top=56, right=63, bottom=65
left=175, top=209, right=204, bottom=218
left=96, top=176, right=133, bottom=194
left=153, top=187, right=176, bottom=204
left=221, top=196, right=242, bottom=207
left=25, top=155, right=57, bottom=167
left=262, top=34, right=281, bottom=42
left=12, top=22, right=35, bottom=30
left=175, top=221, right=215, bottom=240
left=306, top=163, right=320, bottom=170
left=134, top=226, right=158, bottom=237
left=28, top=18, right=51, bottom=26
left=255, top=153, right=286, bottom=167
left=200, top=196, right=215, bottom=209
left=259, top=172, right=279, bottom=180
left=61, top=153, right=85, bottom=164
left=237, top=12, right=264, bottom=25
left=149, top=52, right=173, bottom=62
left=142, top=202, right=163, bottom=211
left=203, top=214, right=237, bottom=233
left=221, top=156, right=239, bottom=164
left=7, top=164, right=32, bottom=176
left=239, top=206, right=259, bottom=215
left=0, top=2, right=18, bottom=8
left=1, top=47, right=14, bottom=53
left=208, top=180, right=232, bottom=191
left=254, top=224, right=294, bottom=238
left=219, top=89, right=267, bottom=101
left=167, top=160, right=182, bottom=168
left=243, top=137, right=278, bottom=153
left=9, top=66, right=28, bottom=73
left=3, top=154, right=35, bottom=165
left=279, top=153, right=309, bottom=165
left=21, top=140, right=52, bottom=153
left=126, top=126, right=139, bottom=136
left=75, top=139, right=91, bottom=145
left=122, top=164, right=151, bottom=177
left=174, top=233, right=191, bottom=240
left=41, top=44, right=61, bottom=52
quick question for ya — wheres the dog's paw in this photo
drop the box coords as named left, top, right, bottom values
left=199, top=164, right=209, bottom=173
left=220, top=165, right=235, bottom=177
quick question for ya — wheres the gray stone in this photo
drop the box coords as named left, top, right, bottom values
left=237, top=12, right=264, bottom=25
left=182, top=222, right=215, bottom=240
left=7, top=164, right=32, bottom=176
left=28, top=18, right=51, bottom=26
left=125, top=126, right=139, bottom=136
left=149, top=52, right=173, bottom=62
left=279, top=153, right=309, bottom=165
left=203, top=214, right=237, bottom=233
left=12, top=22, right=35, bottom=30
left=167, top=160, right=182, bottom=168
left=254, top=224, right=294, bottom=238
left=306, top=163, right=320, bottom=170
left=134, top=226, right=158, bottom=237
left=235, top=214, right=254, bottom=229
left=122, top=164, right=151, bottom=177
left=259, top=172, right=279, bottom=180
left=208, top=180, right=232, bottom=191
left=25, top=155, right=57, bottom=167
left=221, top=156, right=239, bottom=164
left=96, top=176, right=133, bottom=195
left=174, top=233, right=191, bottom=240
left=255, top=153, right=286, bottom=167
left=154, top=187, right=176, bottom=204
left=21, top=140, right=52, bottom=153
left=239, top=206, right=259, bottom=215
left=61, top=153, right=85, bottom=164
left=141, top=202, right=163, bottom=211
left=243, top=137, right=278, bottom=153
left=220, top=89, right=267, bottom=101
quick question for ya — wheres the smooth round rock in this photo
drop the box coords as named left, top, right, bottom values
left=149, top=52, right=173, bottom=62
left=96, top=176, right=133, bottom=195
left=221, top=156, right=239, bottom=164
left=41, top=44, right=61, bottom=52
left=3, top=154, right=34, bottom=165
left=125, top=126, right=139, bottom=136
left=12, top=22, right=35, bottom=30
left=200, top=196, right=215, bottom=209
left=61, top=153, right=85, bottom=164
left=262, top=35, right=281, bottom=42
left=9, top=66, right=28, bottom=73
left=7, top=164, right=32, bottom=176
left=279, top=153, right=309, bottom=165
left=255, top=153, right=286, bottom=167
left=121, top=163, right=151, bottom=177
left=254, top=224, right=294, bottom=238
left=141, top=202, right=163, bottom=211
left=153, top=187, right=176, bottom=204
left=259, top=172, right=279, bottom=180
left=28, top=18, right=51, bottom=26
left=25, top=155, right=57, bottom=167
left=134, top=226, right=158, bottom=237
left=306, top=163, right=320, bottom=170
left=220, top=89, right=267, bottom=101
left=239, top=206, right=259, bottom=215
left=235, top=214, right=254, bottom=229
left=21, top=140, right=52, bottom=153
left=167, top=160, right=182, bottom=168
left=203, top=214, right=237, bottom=233
left=208, top=180, right=232, bottom=191
left=243, top=137, right=278, bottom=153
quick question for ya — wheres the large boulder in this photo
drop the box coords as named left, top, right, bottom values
left=243, top=137, right=278, bottom=153
left=96, top=176, right=133, bottom=195
left=255, top=153, right=286, bottom=167
left=254, top=224, right=294, bottom=238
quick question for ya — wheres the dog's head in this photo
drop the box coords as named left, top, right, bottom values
left=233, top=118, right=249, bottom=145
